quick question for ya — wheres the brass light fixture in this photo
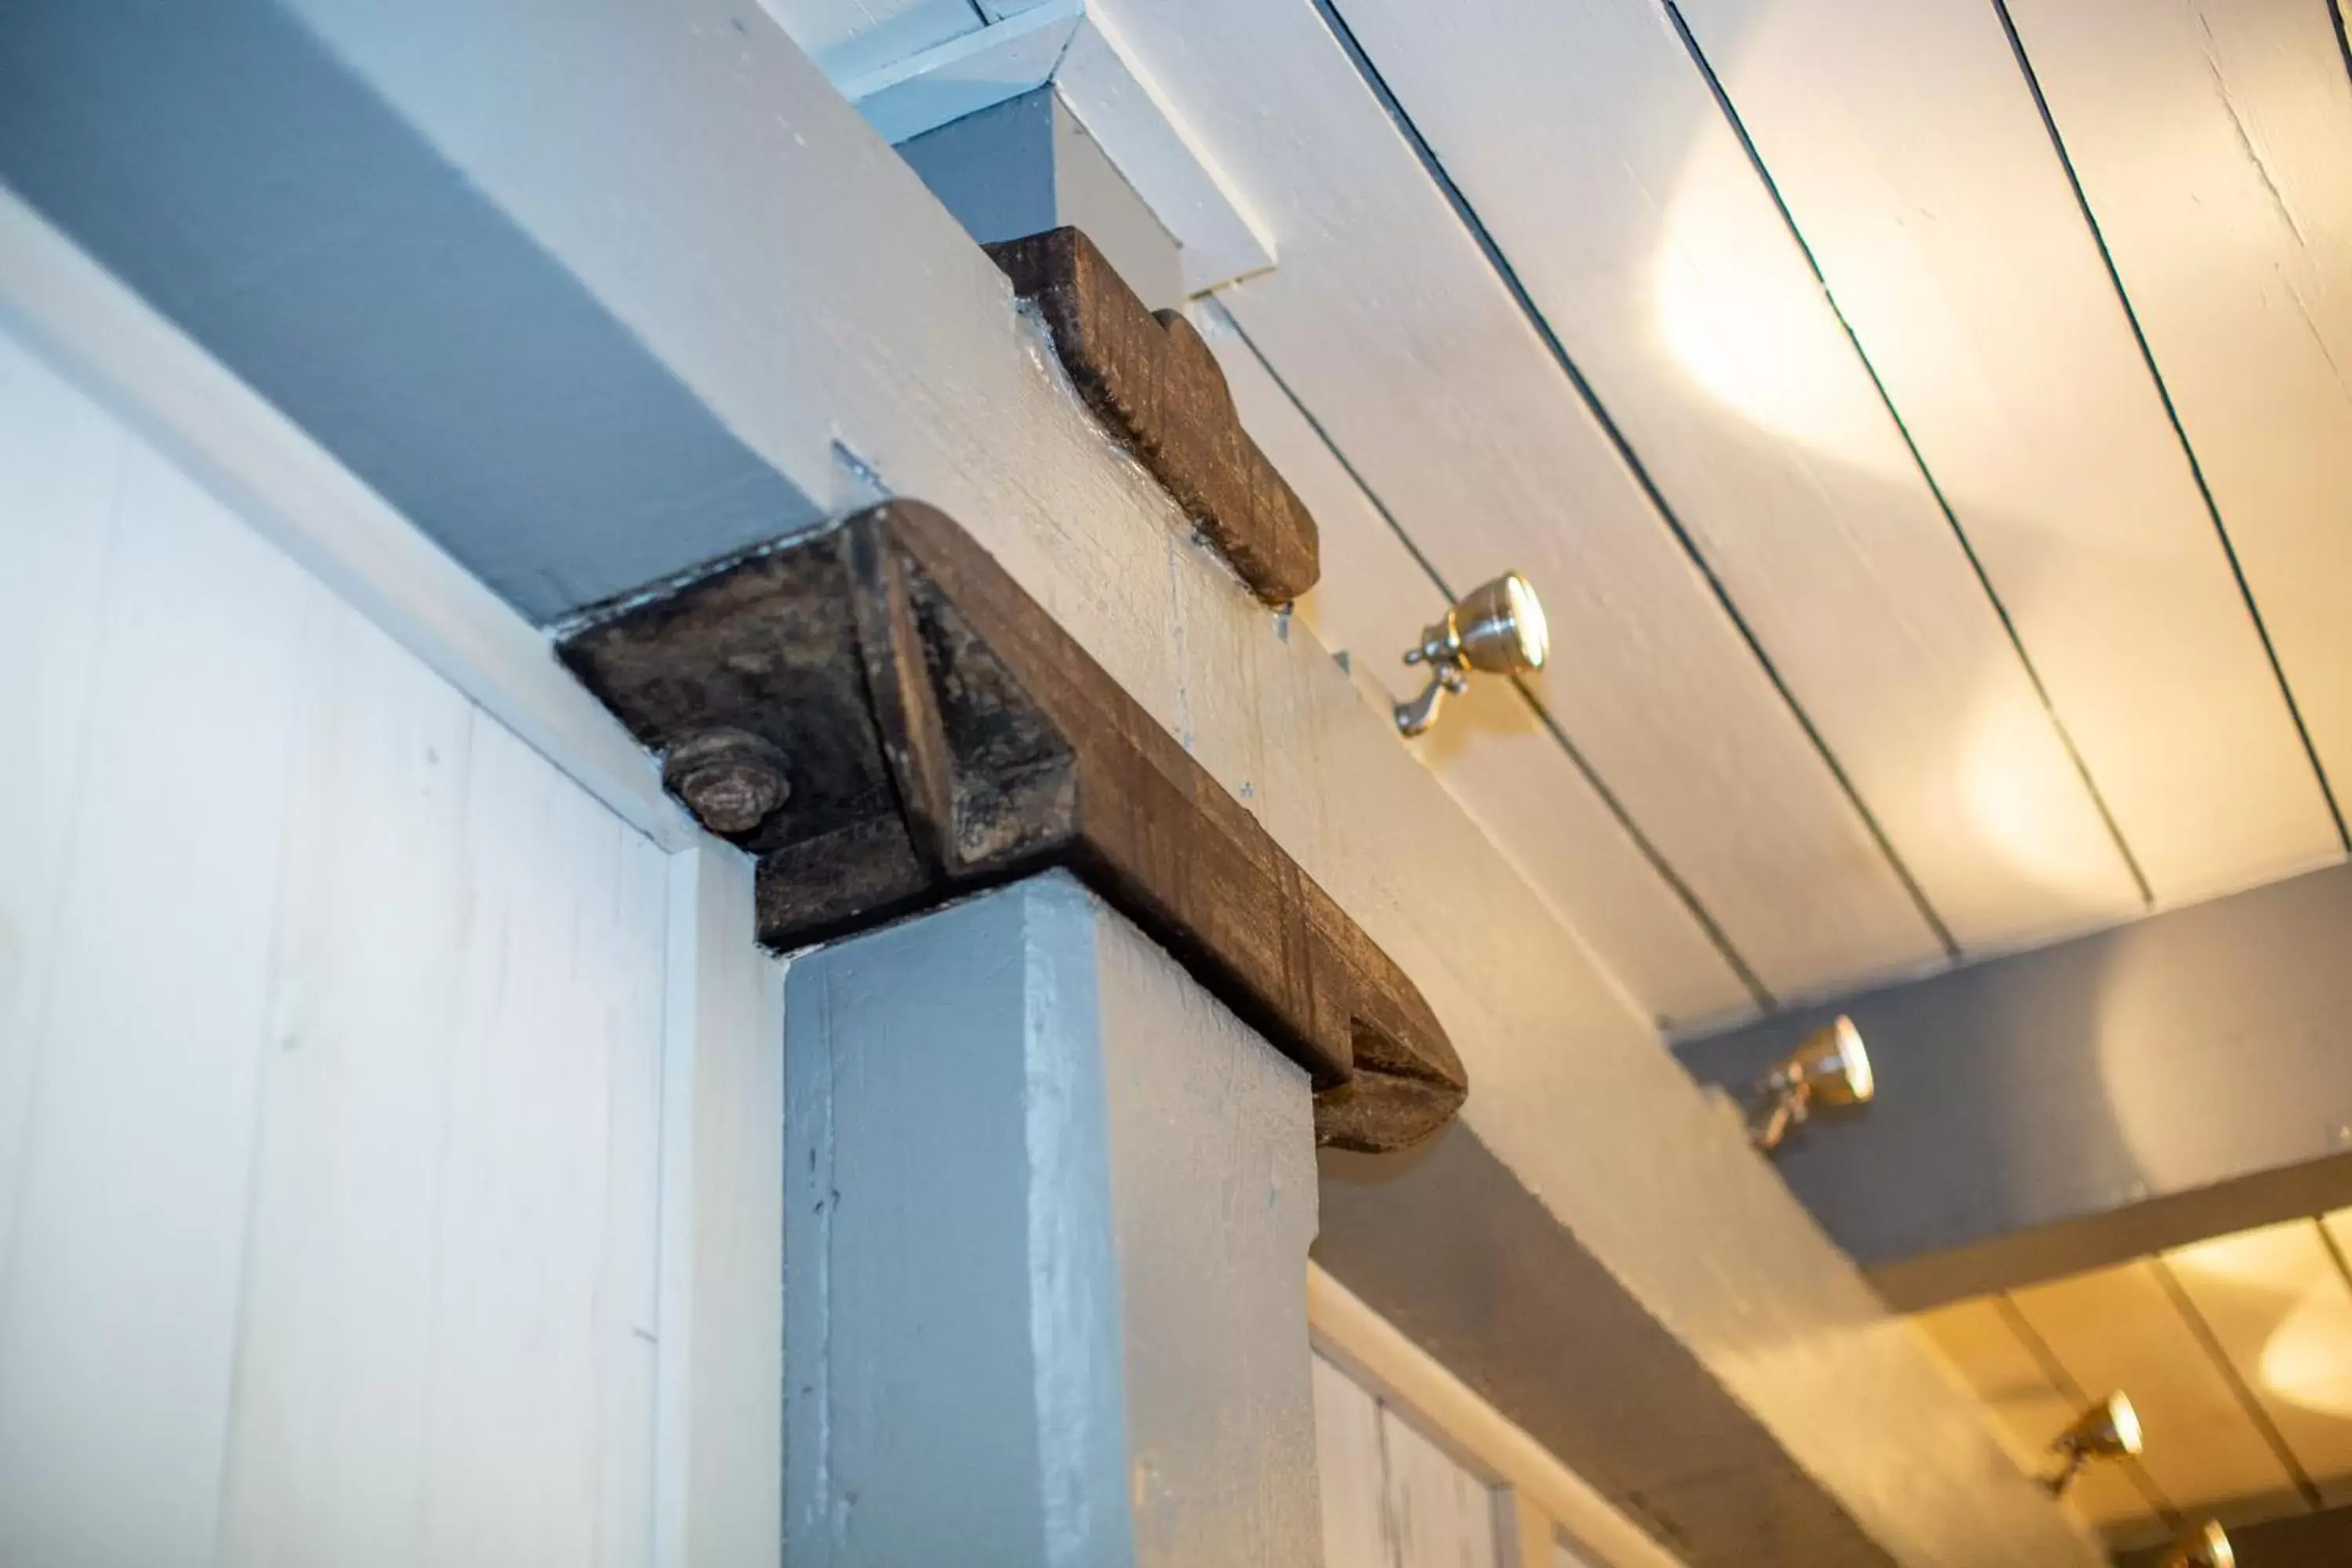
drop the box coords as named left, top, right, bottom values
left=1749, top=1016, right=1875, bottom=1152
left=1394, top=572, right=1551, bottom=736
left=2157, top=1520, right=2233, bottom=1568
left=2043, top=1391, right=2142, bottom=1497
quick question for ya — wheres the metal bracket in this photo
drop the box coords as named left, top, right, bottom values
left=559, top=499, right=1463, bottom=1152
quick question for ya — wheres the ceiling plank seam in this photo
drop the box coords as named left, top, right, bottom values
left=1209, top=303, right=1777, bottom=1014
left=1654, top=0, right=2156, bottom=914
left=1310, top=0, right=1959, bottom=964
left=2149, top=1254, right=2325, bottom=1511
left=1987, top=0, right=2352, bottom=853
left=2334, top=1, right=2352, bottom=103
left=1994, top=1290, right=2184, bottom=1530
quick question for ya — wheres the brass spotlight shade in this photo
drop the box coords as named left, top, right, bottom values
left=1749, top=1016, right=1874, bottom=1152
left=2044, top=1391, right=2141, bottom=1497
left=1394, top=572, right=1550, bottom=736
left=2157, top=1521, right=2233, bottom=1568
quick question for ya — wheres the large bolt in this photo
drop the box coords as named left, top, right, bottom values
left=663, top=728, right=790, bottom=837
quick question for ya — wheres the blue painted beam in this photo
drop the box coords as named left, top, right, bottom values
left=0, top=3, right=822, bottom=619
left=1679, top=858, right=2352, bottom=1308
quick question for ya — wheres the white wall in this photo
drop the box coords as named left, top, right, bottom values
left=0, top=323, right=779, bottom=1566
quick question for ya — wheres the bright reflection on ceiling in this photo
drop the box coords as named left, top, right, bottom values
left=2171, top=1220, right=2352, bottom=1422
left=2258, top=1287, right=2352, bottom=1420
left=1955, top=690, right=2132, bottom=904
left=1653, top=125, right=1908, bottom=480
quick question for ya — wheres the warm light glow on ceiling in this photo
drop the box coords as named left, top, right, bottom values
left=1653, top=128, right=1911, bottom=480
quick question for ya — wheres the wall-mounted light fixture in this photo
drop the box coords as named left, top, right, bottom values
left=1748, top=1016, right=1874, bottom=1153
left=2044, top=1392, right=2141, bottom=1497
left=2158, top=1520, right=2232, bottom=1568
left=1394, top=572, right=1550, bottom=736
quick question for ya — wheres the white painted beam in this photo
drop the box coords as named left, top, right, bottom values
left=1192, top=299, right=1755, bottom=1028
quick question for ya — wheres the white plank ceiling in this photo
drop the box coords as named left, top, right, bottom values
left=758, top=0, right=2352, bottom=1030
left=1918, top=1210, right=2352, bottom=1551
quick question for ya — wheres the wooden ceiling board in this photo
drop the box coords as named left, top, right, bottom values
left=1082, top=0, right=1946, bottom=1003
left=757, top=0, right=989, bottom=80
left=1671, top=0, right=2343, bottom=908
left=1912, top=1296, right=2159, bottom=1534
left=2168, top=1220, right=2352, bottom=1506
left=1194, top=303, right=1757, bottom=1028
left=2002, top=0, right=2352, bottom=846
left=2009, top=1258, right=2301, bottom=1519
left=1325, top=0, right=2143, bottom=962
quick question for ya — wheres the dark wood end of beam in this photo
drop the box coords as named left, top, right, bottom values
left=986, top=227, right=1320, bottom=606
left=558, top=499, right=1459, bottom=1152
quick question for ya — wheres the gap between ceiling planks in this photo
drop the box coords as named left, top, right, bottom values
left=1654, top=0, right=2153, bottom=913
left=1308, top=0, right=1960, bottom=964
left=1985, top=0, right=2351, bottom=855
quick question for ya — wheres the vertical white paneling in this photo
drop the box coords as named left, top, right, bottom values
left=0, top=391, right=310, bottom=1566
left=1331, top=0, right=2143, bottom=956
left=1671, top=0, right=2342, bottom=905
left=1315, top=1352, right=1393, bottom=1568
left=416, top=712, right=668, bottom=1568
left=0, top=335, right=125, bottom=1290
left=1381, top=1407, right=1504, bottom=1568
left=216, top=597, right=481, bottom=1568
left=654, top=845, right=786, bottom=1568
left=1196, top=307, right=1752, bottom=1026
left=1315, top=1352, right=1510, bottom=1568
left=2004, top=0, right=2352, bottom=818
left=0, top=323, right=681, bottom=1568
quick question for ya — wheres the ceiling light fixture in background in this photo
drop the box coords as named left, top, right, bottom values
left=2157, top=1519, right=2233, bottom=1568
left=1748, top=1015, right=1874, bottom=1153
left=2043, top=1391, right=2141, bottom=1497
left=1393, top=572, right=1552, bottom=736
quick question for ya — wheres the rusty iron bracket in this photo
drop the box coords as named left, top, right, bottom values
left=559, top=499, right=1463, bottom=1152
left=988, top=227, right=1319, bottom=607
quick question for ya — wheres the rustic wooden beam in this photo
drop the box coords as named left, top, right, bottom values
left=987, top=227, right=1320, bottom=605
left=560, top=499, right=1462, bottom=1153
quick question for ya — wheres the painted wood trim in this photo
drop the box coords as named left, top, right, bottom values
left=1308, top=1265, right=1686, bottom=1568
left=0, top=188, right=695, bottom=853
left=652, top=845, right=788, bottom=1568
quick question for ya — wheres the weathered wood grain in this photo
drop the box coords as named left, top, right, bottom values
left=989, top=226, right=1319, bottom=604
left=560, top=498, right=1462, bottom=1152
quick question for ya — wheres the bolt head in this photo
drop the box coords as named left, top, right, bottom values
left=663, top=728, right=791, bottom=837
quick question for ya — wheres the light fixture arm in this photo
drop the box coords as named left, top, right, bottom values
left=2042, top=1447, right=2088, bottom=1497
left=1748, top=1080, right=1810, bottom=1152
left=1395, top=660, right=1468, bottom=737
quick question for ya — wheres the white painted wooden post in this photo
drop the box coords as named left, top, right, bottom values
left=782, top=871, right=1322, bottom=1566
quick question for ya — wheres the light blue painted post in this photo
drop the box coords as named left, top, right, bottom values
left=783, top=872, right=1322, bottom=1567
